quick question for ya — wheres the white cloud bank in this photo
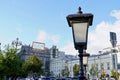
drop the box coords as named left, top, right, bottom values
left=37, top=30, right=60, bottom=45
left=59, top=42, right=78, bottom=55
left=60, top=10, right=120, bottom=55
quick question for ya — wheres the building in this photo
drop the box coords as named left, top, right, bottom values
left=19, top=42, right=120, bottom=78
left=50, top=51, right=66, bottom=78
left=67, top=58, right=79, bottom=77
left=19, top=45, right=63, bottom=76
left=87, top=45, right=120, bottom=78
left=19, top=44, right=59, bottom=76
left=50, top=51, right=78, bottom=78
left=50, top=45, right=120, bottom=79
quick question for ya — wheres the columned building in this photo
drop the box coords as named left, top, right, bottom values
left=50, top=52, right=78, bottom=78
left=50, top=52, right=66, bottom=78
left=87, top=45, right=120, bottom=78
left=50, top=45, right=120, bottom=78
left=67, top=58, right=79, bottom=77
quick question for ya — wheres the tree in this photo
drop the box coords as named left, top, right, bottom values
left=0, top=51, right=4, bottom=78
left=111, top=69, right=119, bottom=80
left=101, top=69, right=105, bottom=78
left=89, top=64, right=98, bottom=78
left=61, top=66, right=70, bottom=77
left=22, top=54, right=43, bottom=75
left=73, top=64, right=79, bottom=76
left=2, top=44, right=22, bottom=79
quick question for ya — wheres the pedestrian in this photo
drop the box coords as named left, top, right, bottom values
left=33, top=74, right=39, bottom=80
left=98, top=77, right=102, bottom=80
left=106, top=74, right=110, bottom=80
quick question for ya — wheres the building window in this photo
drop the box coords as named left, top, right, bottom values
left=107, top=62, right=110, bottom=70
left=117, top=64, right=120, bottom=69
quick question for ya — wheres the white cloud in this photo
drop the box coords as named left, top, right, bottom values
left=111, top=10, right=120, bottom=20
left=37, top=30, right=77, bottom=55
left=37, top=30, right=60, bottom=45
left=37, top=30, right=48, bottom=42
left=87, top=10, right=120, bottom=54
left=60, top=10, right=120, bottom=55
left=59, top=42, right=78, bottom=55
left=51, top=35, right=60, bottom=44
left=87, top=21, right=112, bottom=54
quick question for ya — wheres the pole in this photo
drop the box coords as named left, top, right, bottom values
left=84, top=65, right=87, bottom=78
left=115, top=53, right=118, bottom=80
left=78, top=49, right=86, bottom=80
left=99, top=51, right=102, bottom=77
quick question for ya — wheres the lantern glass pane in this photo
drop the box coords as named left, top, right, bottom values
left=83, top=56, right=88, bottom=65
left=72, top=23, right=88, bottom=43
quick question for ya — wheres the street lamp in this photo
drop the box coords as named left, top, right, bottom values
left=12, top=38, right=22, bottom=49
left=66, top=7, right=93, bottom=80
left=83, top=52, right=90, bottom=78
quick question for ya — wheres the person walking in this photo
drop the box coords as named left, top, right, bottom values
left=98, top=77, right=102, bottom=80
left=106, top=74, right=110, bottom=80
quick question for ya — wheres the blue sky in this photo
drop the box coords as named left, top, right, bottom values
left=0, top=0, right=120, bottom=55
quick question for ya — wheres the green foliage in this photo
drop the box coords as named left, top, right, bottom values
left=22, top=54, right=43, bottom=75
left=0, top=44, right=22, bottom=79
left=111, top=70, right=119, bottom=80
left=61, top=69, right=65, bottom=77
left=61, top=66, right=70, bottom=77
left=0, top=43, right=44, bottom=78
left=101, top=69, right=106, bottom=78
left=73, top=64, right=79, bottom=76
left=0, top=52, right=4, bottom=75
left=89, top=64, right=98, bottom=78
left=0, top=51, right=4, bottom=62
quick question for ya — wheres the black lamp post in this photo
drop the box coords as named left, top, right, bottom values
left=66, top=7, right=93, bottom=80
left=83, top=52, right=90, bottom=78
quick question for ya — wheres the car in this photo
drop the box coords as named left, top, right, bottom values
left=66, top=77, right=72, bottom=80
left=43, top=77, right=56, bottom=80
left=60, top=78, right=66, bottom=80
left=102, top=78, right=115, bottom=80
left=49, top=77, right=56, bottom=80
left=60, top=77, right=72, bottom=80
left=72, top=77, right=79, bottom=80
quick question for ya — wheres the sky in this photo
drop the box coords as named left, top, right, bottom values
left=0, top=0, right=120, bottom=55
